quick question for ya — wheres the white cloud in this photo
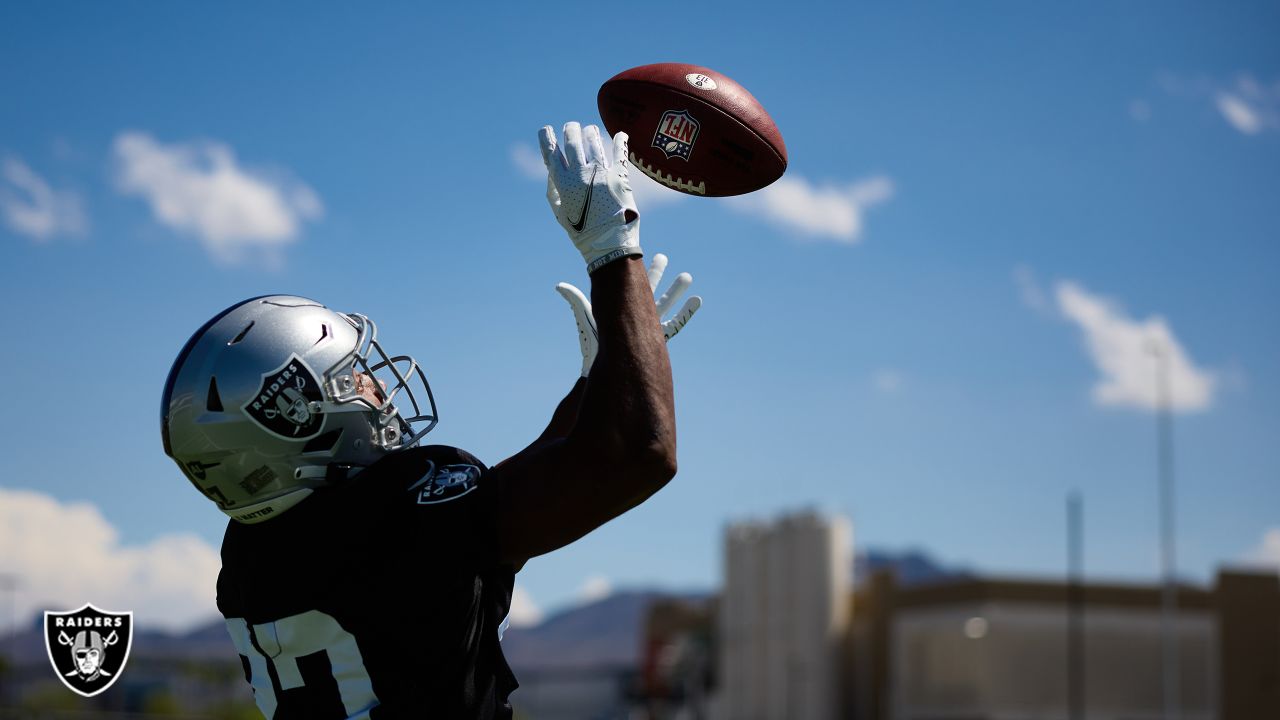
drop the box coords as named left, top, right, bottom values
left=1156, top=72, right=1280, bottom=135
left=508, top=582, right=543, bottom=628
left=1214, top=75, right=1280, bottom=135
left=872, top=369, right=904, bottom=394
left=1241, top=528, right=1280, bottom=571
left=577, top=575, right=613, bottom=604
left=0, top=488, right=221, bottom=632
left=1056, top=281, right=1215, bottom=413
left=728, top=175, right=893, bottom=243
left=1216, top=93, right=1263, bottom=134
left=112, top=132, right=322, bottom=263
left=1014, top=264, right=1048, bottom=313
left=0, top=157, right=86, bottom=240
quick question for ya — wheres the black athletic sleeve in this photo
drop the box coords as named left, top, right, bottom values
left=392, top=445, right=503, bottom=571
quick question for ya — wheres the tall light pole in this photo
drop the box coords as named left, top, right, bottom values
left=1066, top=492, right=1084, bottom=720
left=0, top=573, right=16, bottom=708
left=1148, top=339, right=1179, bottom=720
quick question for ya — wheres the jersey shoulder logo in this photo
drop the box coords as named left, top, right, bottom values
left=407, top=460, right=481, bottom=505
left=242, top=354, right=325, bottom=440
left=653, top=109, right=700, bottom=161
left=44, top=604, right=133, bottom=698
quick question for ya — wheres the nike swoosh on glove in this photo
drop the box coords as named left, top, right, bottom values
left=539, top=122, right=643, bottom=274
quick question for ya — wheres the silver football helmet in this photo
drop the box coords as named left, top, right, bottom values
left=161, top=295, right=438, bottom=523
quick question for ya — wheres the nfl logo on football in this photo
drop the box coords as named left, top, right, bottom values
left=44, top=604, right=134, bottom=697
left=652, top=109, right=700, bottom=161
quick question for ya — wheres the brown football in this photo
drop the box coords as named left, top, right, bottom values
left=597, top=63, right=787, bottom=197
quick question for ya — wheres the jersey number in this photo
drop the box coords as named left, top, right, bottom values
left=226, top=611, right=377, bottom=719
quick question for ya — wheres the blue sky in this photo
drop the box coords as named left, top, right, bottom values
left=1, top=2, right=1277, bottom=630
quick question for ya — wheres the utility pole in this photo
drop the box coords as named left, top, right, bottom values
left=1067, top=492, right=1084, bottom=720
left=0, top=573, right=17, bottom=708
left=1149, top=340, right=1180, bottom=720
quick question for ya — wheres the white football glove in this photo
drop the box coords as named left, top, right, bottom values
left=539, top=122, right=643, bottom=274
left=555, top=253, right=703, bottom=377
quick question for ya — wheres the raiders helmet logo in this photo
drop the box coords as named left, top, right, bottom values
left=407, top=461, right=481, bottom=505
left=243, top=354, right=325, bottom=440
left=44, top=604, right=133, bottom=697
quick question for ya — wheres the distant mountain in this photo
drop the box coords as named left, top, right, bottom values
left=0, top=591, right=709, bottom=673
left=854, top=548, right=972, bottom=588
left=500, top=546, right=971, bottom=674
left=1, top=547, right=967, bottom=674
left=501, top=589, right=709, bottom=672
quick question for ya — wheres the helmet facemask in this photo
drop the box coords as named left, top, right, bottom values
left=324, top=311, right=438, bottom=452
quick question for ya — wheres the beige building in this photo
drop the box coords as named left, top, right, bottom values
left=717, top=511, right=853, bottom=720
left=851, top=570, right=1280, bottom=720
left=686, top=513, right=1280, bottom=720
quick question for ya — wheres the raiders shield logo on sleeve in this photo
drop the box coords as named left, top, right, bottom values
left=407, top=461, right=481, bottom=505
left=44, top=604, right=133, bottom=697
left=242, top=354, right=325, bottom=440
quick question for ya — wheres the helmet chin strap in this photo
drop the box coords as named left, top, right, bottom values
left=293, top=464, right=363, bottom=483
left=227, top=489, right=314, bottom=524
left=325, top=463, right=362, bottom=485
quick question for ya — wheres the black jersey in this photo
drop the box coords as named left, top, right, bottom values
left=217, top=445, right=519, bottom=719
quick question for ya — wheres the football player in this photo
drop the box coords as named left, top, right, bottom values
left=160, top=122, right=700, bottom=718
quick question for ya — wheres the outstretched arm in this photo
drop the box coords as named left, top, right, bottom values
left=504, top=377, right=585, bottom=459
left=493, top=123, right=681, bottom=566
left=495, top=257, right=675, bottom=563
left=518, top=254, right=701, bottom=453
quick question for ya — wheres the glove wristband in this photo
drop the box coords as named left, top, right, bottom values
left=587, top=246, right=644, bottom=274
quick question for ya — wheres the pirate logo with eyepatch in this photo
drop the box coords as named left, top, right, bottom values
left=243, top=354, right=325, bottom=440
left=44, top=604, right=133, bottom=697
